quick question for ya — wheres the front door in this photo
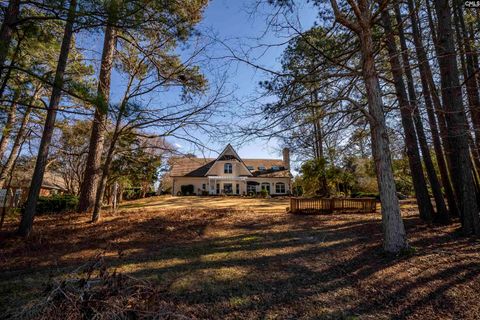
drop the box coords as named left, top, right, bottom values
left=224, top=183, right=233, bottom=194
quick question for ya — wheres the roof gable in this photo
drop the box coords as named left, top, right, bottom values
left=204, top=144, right=252, bottom=176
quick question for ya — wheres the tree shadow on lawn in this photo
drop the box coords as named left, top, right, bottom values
left=0, top=210, right=479, bottom=319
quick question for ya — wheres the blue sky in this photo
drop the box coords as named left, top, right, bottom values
left=74, top=0, right=318, bottom=161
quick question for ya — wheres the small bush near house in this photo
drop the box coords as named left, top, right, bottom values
left=260, top=189, right=269, bottom=198
left=145, top=191, right=157, bottom=198
left=350, top=191, right=379, bottom=200
left=123, top=188, right=142, bottom=200
left=35, top=194, right=79, bottom=215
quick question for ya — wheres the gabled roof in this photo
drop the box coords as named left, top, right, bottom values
left=216, top=144, right=242, bottom=161
left=9, top=167, right=68, bottom=190
left=168, top=157, right=215, bottom=177
left=168, top=145, right=291, bottom=178
left=204, top=144, right=252, bottom=176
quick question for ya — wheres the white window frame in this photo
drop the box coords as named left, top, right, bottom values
left=275, top=182, right=286, bottom=194
left=224, top=163, right=233, bottom=174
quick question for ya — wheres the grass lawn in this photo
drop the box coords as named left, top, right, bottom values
left=118, top=195, right=291, bottom=212
left=0, top=196, right=479, bottom=319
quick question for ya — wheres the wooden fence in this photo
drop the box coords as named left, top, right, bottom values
left=289, top=197, right=377, bottom=214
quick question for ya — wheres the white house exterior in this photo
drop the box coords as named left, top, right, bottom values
left=169, top=144, right=292, bottom=196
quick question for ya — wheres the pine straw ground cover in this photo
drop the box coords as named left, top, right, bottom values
left=0, top=198, right=479, bottom=319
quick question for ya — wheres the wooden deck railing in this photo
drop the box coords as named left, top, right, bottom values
left=289, top=197, right=377, bottom=214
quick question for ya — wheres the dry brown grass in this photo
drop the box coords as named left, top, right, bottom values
left=118, top=195, right=291, bottom=212
left=0, top=196, right=479, bottom=319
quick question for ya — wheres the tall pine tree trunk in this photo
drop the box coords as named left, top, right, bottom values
left=393, top=3, right=449, bottom=222
left=382, top=9, right=434, bottom=222
left=0, top=89, right=38, bottom=187
left=359, top=18, right=407, bottom=253
left=456, top=4, right=480, bottom=152
left=452, top=6, right=480, bottom=183
left=78, top=24, right=116, bottom=213
left=0, top=95, right=17, bottom=162
left=91, top=73, right=135, bottom=222
left=17, top=0, right=77, bottom=237
left=312, top=90, right=328, bottom=196
left=0, top=37, right=21, bottom=100
left=330, top=0, right=408, bottom=252
left=0, top=0, right=20, bottom=78
left=432, top=0, right=480, bottom=235
left=91, top=132, right=117, bottom=222
left=407, top=0, right=458, bottom=218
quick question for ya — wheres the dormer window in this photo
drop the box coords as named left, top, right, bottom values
left=258, top=166, right=266, bottom=171
left=246, top=166, right=254, bottom=171
left=271, top=166, right=279, bottom=171
left=224, top=163, right=233, bottom=174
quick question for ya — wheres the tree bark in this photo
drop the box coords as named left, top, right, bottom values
left=452, top=6, right=480, bottom=184
left=393, top=3, right=449, bottom=223
left=91, top=132, right=117, bottom=222
left=312, top=91, right=328, bottom=196
left=407, top=0, right=459, bottom=218
left=0, top=91, right=37, bottom=187
left=0, top=36, right=22, bottom=100
left=17, top=0, right=77, bottom=237
left=359, top=13, right=407, bottom=253
left=329, top=0, right=408, bottom=252
left=432, top=0, right=480, bottom=235
left=382, top=9, right=434, bottom=222
left=454, top=4, right=480, bottom=154
left=91, top=71, right=135, bottom=222
left=78, top=24, right=116, bottom=213
left=0, top=96, right=17, bottom=162
left=0, top=0, right=20, bottom=78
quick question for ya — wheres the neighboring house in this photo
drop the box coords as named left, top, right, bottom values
left=0, top=169, right=68, bottom=208
left=168, top=144, right=292, bottom=196
left=8, top=169, right=68, bottom=198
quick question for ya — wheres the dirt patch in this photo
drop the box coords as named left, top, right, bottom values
left=0, top=199, right=479, bottom=319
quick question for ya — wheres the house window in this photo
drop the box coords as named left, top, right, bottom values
left=216, top=183, right=220, bottom=194
left=275, top=182, right=286, bottom=194
left=236, top=184, right=240, bottom=195
left=258, top=166, right=266, bottom=171
left=246, top=165, right=254, bottom=171
left=247, top=184, right=257, bottom=194
left=261, top=182, right=270, bottom=193
left=202, top=184, right=206, bottom=190
left=271, top=166, right=279, bottom=171
left=224, top=163, right=233, bottom=174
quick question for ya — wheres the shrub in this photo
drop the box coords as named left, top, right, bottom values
left=123, top=188, right=142, bottom=200
left=35, top=194, right=79, bottom=215
left=260, top=189, right=269, bottom=198
left=351, top=191, right=379, bottom=200
left=293, top=186, right=303, bottom=196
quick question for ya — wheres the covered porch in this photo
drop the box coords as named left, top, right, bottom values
left=207, top=176, right=248, bottom=195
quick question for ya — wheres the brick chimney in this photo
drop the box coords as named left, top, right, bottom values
left=282, top=148, right=290, bottom=170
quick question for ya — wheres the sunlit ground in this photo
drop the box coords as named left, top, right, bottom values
left=118, top=195, right=290, bottom=212
left=0, top=196, right=479, bottom=319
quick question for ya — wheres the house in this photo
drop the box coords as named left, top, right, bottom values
left=168, top=144, right=292, bottom=196
left=0, top=170, right=68, bottom=208
left=8, top=168, right=68, bottom=197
